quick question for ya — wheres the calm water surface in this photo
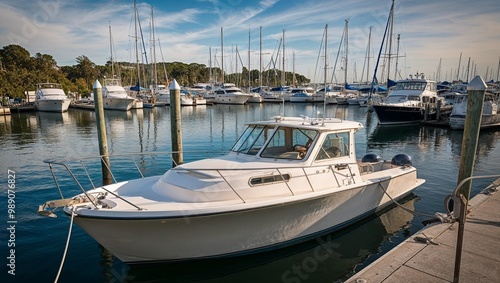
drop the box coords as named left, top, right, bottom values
left=1, top=103, right=499, bottom=283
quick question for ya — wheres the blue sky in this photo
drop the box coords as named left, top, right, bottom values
left=1, top=0, right=499, bottom=83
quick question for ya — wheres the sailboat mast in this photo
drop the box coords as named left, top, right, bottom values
left=248, top=28, right=251, bottom=89
left=108, top=22, right=114, bottom=78
left=152, top=6, right=157, bottom=88
left=281, top=29, right=285, bottom=86
left=134, top=0, right=140, bottom=87
left=323, top=24, right=328, bottom=120
left=394, top=34, right=400, bottom=80
left=221, top=27, right=224, bottom=84
left=366, top=26, right=372, bottom=83
left=386, top=0, right=394, bottom=85
left=259, top=26, right=262, bottom=87
left=344, top=20, right=348, bottom=84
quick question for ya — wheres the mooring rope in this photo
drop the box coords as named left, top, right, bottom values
left=377, top=182, right=437, bottom=219
left=54, top=209, right=75, bottom=283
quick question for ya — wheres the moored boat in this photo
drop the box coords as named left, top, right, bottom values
left=371, top=74, right=449, bottom=125
left=102, top=79, right=136, bottom=111
left=39, top=115, right=425, bottom=264
left=34, top=83, right=71, bottom=112
left=449, top=92, right=500, bottom=130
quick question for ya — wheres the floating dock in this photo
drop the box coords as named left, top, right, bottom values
left=345, top=180, right=500, bottom=283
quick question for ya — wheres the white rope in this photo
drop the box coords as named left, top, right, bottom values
left=54, top=210, right=75, bottom=283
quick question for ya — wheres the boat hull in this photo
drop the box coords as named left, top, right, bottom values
left=35, top=98, right=71, bottom=112
left=69, top=170, right=421, bottom=263
left=449, top=114, right=500, bottom=130
left=372, top=105, right=426, bottom=125
left=103, top=97, right=136, bottom=111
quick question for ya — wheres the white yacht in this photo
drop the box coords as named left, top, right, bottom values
left=102, top=79, right=136, bottom=111
left=211, top=83, right=252, bottom=104
left=34, top=83, right=71, bottom=112
left=449, top=92, right=500, bottom=130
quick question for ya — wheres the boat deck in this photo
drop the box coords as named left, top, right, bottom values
left=345, top=179, right=500, bottom=283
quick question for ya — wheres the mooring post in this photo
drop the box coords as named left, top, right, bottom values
left=93, top=80, right=112, bottom=185
left=170, top=79, right=183, bottom=167
left=453, top=75, right=486, bottom=283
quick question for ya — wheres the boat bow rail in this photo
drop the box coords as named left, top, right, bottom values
left=36, top=151, right=408, bottom=217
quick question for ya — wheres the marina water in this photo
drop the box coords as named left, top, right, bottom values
left=1, top=104, right=499, bottom=282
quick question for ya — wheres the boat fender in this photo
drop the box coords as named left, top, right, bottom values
left=391, top=153, right=412, bottom=166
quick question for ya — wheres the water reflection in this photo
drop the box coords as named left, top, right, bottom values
left=104, top=196, right=416, bottom=283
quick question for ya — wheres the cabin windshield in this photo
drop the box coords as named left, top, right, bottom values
left=315, top=132, right=350, bottom=161
left=260, top=127, right=318, bottom=160
left=395, top=82, right=427, bottom=91
left=231, top=124, right=275, bottom=155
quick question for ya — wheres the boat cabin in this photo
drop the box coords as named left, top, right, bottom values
left=231, top=116, right=359, bottom=162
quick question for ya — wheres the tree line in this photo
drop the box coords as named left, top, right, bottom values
left=0, top=44, right=310, bottom=100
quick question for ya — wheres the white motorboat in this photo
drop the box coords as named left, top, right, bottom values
left=211, top=83, right=252, bottom=104
left=39, top=115, right=425, bottom=264
left=34, top=83, right=71, bottom=112
left=102, top=79, right=136, bottom=111
left=449, top=92, right=500, bottom=130
left=289, top=87, right=322, bottom=103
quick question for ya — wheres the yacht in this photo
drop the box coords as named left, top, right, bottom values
left=211, top=83, right=251, bottom=105
left=372, top=74, right=448, bottom=125
left=102, top=79, right=136, bottom=111
left=34, top=83, right=71, bottom=112
left=289, top=87, right=321, bottom=103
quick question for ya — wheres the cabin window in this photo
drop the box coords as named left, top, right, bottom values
left=261, top=127, right=318, bottom=159
left=249, top=173, right=291, bottom=186
left=395, top=82, right=426, bottom=91
left=315, top=132, right=350, bottom=161
left=409, top=96, right=421, bottom=101
left=231, top=124, right=275, bottom=155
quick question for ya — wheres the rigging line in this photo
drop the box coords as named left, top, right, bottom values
left=54, top=209, right=75, bottom=283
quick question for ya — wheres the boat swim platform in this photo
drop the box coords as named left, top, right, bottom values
left=345, top=180, right=500, bottom=283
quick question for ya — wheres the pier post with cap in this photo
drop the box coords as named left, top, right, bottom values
left=170, top=79, right=183, bottom=167
left=453, top=75, right=486, bottom=283
left=93, top=80, right=112, bottom=184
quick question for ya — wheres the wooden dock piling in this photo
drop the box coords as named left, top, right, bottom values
left=170, top=79, right=183, bottom=167
left=453, top=75, right=487, bottom=282
left=93, top=80, right=112, bottom=184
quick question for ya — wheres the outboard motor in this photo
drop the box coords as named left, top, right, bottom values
left=391, top=153, right=412, bottom=166
left=362, top=153, right=381, bottom=163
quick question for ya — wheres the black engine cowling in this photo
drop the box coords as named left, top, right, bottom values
left=361, top=153, right=381, bottom=163
left=391, top=153, right=412, bottom=166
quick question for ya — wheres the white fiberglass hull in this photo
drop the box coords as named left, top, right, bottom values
left=68, top=170, right=422, bottom=263
left=215, top=94, right=250, bottom=104
left=449, top=114, right=500, bottom=130
left=35, top=98, right=71, bottom=112
left=103, top=97, right=135, bottom=111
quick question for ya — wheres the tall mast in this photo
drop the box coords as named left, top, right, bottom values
left=457, top=52, right=462, bottom=81
left=281, top=29, right=285, bottom=86
left=323, top=24, right=328, bottom=119
left=134, top=0, right=140, bottom=87
left=259, top=26, right=262, bottom=87
left=152, top=5, right=157, bottom=88
left=221, top=27, right=224, bottom=83
left=248, top=28, right=251, bottom=89
left=108, top=22, right=114, bottom=78
left=394, top=34, right=400, bottom=80
left=366, top=26, right=372, bottom=83
left=344, top=20, right=349, bottom=84
left=386, top=0, right=394, bottom=85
